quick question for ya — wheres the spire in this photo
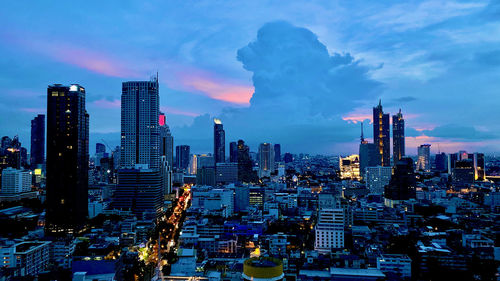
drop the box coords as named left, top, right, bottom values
left=379, top=99, right=382, bottom=107
left=360, top=122, right=365, bottom=143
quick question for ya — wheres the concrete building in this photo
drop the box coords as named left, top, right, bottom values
left=314, top=208, right=344, bottom=253
left=1, top=168, right=31, bottom=195
left=365, top=166, right=392, bottom=195
left=339, top=155, right=360, bottom=180
left=258, top=143, right=275, bottom=178
left=377, top=254, right=411, bottom=279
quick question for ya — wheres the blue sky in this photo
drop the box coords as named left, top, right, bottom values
left=1, top=0, right=499, bottom=155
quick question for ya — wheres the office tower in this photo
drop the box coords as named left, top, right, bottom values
left=120, top=77, right=160, bottom=169
left=472, top=153, right=485, bottom=181
left=30, top=114, right=45, bottom=167
left=359, top=122, right=380, bottom=177
left=45, top=84, right=89, bottom=235
left=237, top=140, right=256, bottom=183
left=175, top=145, right=190, bottom=171
left=339, top=155, right=360, bottom=180
left=216, top=162, right=238, bottom=185
left=112, top=166, right=162, bottom=218
left=213, top=118, right=225, bottom=164
left=392, top=109, right=405, bottom=162
left=159, top=112, right=174, bottom=169
left=188, top=154, right=198, bottom=175
left=229, top=142, right=238, bottom=163
left=235, top=185, right=250, bottom=212
left=384, top=157, right=416, bottom=207
left=1, top=136, right=11, bottom=154
left=0, top=167, right=31, bottom=195
left=373, top=100, right=390, bottom=166
left=435, top=152, right=447, bottom=172
left=417, top=144, right=431, bottom=172
left=447, top=153, right=459, bottom=174
left=314, top=208, right=345, bottom=253
left=452, top=159, right=474, bottom=186
left=249, top=187, right=264, bottom=206
left=365, top=166, right=392, bottom=195
left=160, top=156, right=172, bottom=196
left=283, top=153, right=293, bottom=163
left=94, top=143, right=107, bottom=168
left=274, top=144, right=281, bottom=162
left=196, top=154, right=215, bottom=186
left=258, top=143, right=275, bottom=178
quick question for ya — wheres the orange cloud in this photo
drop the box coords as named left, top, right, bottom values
left=161, top=106, right=199, bottom=117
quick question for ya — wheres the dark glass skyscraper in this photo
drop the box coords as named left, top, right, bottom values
left=392, top=109, right=405, bottom=162
left=384, top=157, right=416, bottom=205
left=176, top=145, right=190, bottom=170
left=213, top=118, right=225, bottom=164
left=237, top=139, right=255, bottom=183
left=359, top=122, right=380, bottom=176
left=45, top=84, right=89, bottom=236
left=229, top=141, right=238, bottom=163
left=30, top=114, right=45, bottom=167
left=274, top=143, right=281, bottom=162
left=120, top=77, right=159, bottom=169
left=373, top=100, right=390, bottom=166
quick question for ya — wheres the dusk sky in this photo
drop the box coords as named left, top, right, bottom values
left=1, top=0, right=500, bottom=155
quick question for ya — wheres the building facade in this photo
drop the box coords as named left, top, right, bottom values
left=373, top=100, right=390, bottom=166
left=392, top=109, right=405, bottom=162
left=30, top=114, right=45, bottom=167
left=213, top=118, right=225, bottom=164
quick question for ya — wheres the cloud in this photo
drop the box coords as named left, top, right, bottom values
left=175, top=21, right=382, bottom=153
left=422, top=124, right=497, bottom=141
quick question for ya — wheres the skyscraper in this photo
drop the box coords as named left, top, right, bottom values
left=176, top=145, right=190, bottom=171
left=229, top=141, right=238, bottom=163
left=45, top=84, right=89, bottom=235
left=258, top=143, right=275, bottom=178
left=120, top=77, right=160, bottom=169
left=435, top=152, right=447, bottom=172
left=384, top=157, right=416, bottom=207
left=314, top=208, right=345, bottom=253
left=159, top=112, right=174, bottom=169
left=30, top=114, right=45, bottom=167
left=213, top=118, right=225, bottom=164
left=274, top=144, right=281, bottom=162
left=373, top=100, right=390, bottom=166
left=237, top=140, right=255, bottom=182
left=392, top=109, right=405, bottom=162
left=359, top=122, right=380, bottom=177
left=417, top=144, right=431, bottom=172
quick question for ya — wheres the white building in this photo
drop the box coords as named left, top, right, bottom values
left=14, top=241, right=51, bottom=277
left=377, top=254, right=412, bottom=279
left=258, top=143, right=275, bottom=178
left=1, top=168, right=31, bottom=195
left=417, top=144, right=431, bottom=172
left=365, top=166, right=392, bottom=195
left=314, top=208, right=344, bottom=253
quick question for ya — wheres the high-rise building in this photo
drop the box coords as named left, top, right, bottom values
left=339, top=155, right=360, bottom=180
left=216, top=162, right=238, bottom=185
left=159, top=112, right=174, bottom=169
left=435, top=152, right=447, bottom=172
left=258, top=143, right=275, bottom=178
left=237, top=140, right=255, bottom=183
left=274, top=144, right=281, bottom=162
left=447, top=153, right=459, bottom=174
left=196, top=154, right=215, bottom=186
left=96, top=143, right=106, bottom=154
left=365, top=166, right=392, bottom=195
left=373, top=100, right=390, bottom=166
left=214, top=118, right=225, bottom=164
left=120, top=77, right=160, bottom=169
left=472, top=153, right=485, bottom=181
left=30, top=114, right=45, bottom=167
left=176, top=145, right=190, bottom=171
left=384, top=157, right=416, bottom=207
left=417, top=144, right=431, bottom=172
left=392, top=109, right=405, bottom=162
left=113, top=165, right=162, bottom=218
left=45, top=84, right=89, bottom=235
left=283, top=153, right=293, bottom=163
left=452, top=159, right=474, bottom=186
left=359, top=122, right=380, bottom=177
left=229, top=141, right=238, bottom=163
left=314, top=208, right=344, bottom=253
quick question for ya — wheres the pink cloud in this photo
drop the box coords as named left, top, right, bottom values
left=19, top=107, right=46, bottom=113
left=178, top=71, right=254, bottom=105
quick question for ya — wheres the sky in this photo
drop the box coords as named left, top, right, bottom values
left=1, top=0, right=499, bottom=155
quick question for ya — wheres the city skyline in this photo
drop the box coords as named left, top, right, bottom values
left=1, top=1, right=500, bottom=155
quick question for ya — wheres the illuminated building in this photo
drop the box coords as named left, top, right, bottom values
left=0, top=167, right=31, bottom=195
left=339, top=154, right=360, bottom=180
left=314, top=208, right=345, bottom=253
left=472, top=152, right=485, bottom=181
left=242, top=257, right=284, bottom=281
left=373, top=100, right=390, bottom=166
left=159, top=112, right=174, bottom=169
left=452, top=159, right=474, bottom=185
left=120, top=77, right=160, bottom=169
left=258, top=143, right=275, bottom=178
left=30, top=114, right=45, bottom=167
left=213, top=118, right=225, bottom=164
left=188, top=154, right=198, bottom=175
left=417, top=144, right=431, bottom=172
left=249, top=187, right=264, bottom=206
left=45, top=84, right=89, bottom=236
left=392, top=109, right=405, bottom=162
